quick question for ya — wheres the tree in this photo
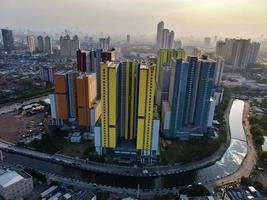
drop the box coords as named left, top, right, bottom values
left=253, top=181, right=264, bottom=190
left=180, top=185, right=210, bottom=197
left=251, top=124, right=264, bottom=138
left=258, top=151, right=267, bottom=162
left=240, top=176, right=249, bottom=185
left=96, top=191, right=109, bottom=200
left=261, top=97, right=267, bottom=109
left=264, top=186, right=267, bottom=196
left=254, top=136, right=264, bottom=147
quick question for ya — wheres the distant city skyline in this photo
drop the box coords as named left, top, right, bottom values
left=1, top=0, right=267, bottom=38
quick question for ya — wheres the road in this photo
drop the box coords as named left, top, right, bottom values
left=216, top=101, right=257, bottom=187
left=0, top=160, right=178, bottom=199
left=0, top=134, right=230, bottom=177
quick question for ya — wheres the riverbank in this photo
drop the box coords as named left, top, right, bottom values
left=216, top=101, right=257, bottom=187
left=0, top=101, right=234, bottom=179
left=0, top=99, right=250, bottom=192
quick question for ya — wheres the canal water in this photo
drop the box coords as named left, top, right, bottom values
left=3, top=99, right=247, bottom=189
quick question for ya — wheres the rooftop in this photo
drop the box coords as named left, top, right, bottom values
left=0, top=169, right=24, bottom=188
left=107, top=61, right=120, bottom=68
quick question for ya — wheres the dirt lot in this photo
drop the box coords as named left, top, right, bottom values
left=0, top=111, right=45, bottom=143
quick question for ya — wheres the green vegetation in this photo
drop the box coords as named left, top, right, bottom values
left=240, top=176, right=250, bottom=185
left=83, top=143, right=95, bottom=156
left=256, top=79, right=267, bottom=84
left=262, top=97, right=267, bottom=109
left=96, top=191, right=109, bottom=200
left=24, top=168, right=46, bottom=182
left=230, top=86, right=267, bottom=97
left=249, top=97, right=267, bottom=162
left=161, top=88, right=231, bottom=164
left=180, top=185, right=211, bottom=197
left=161, top=138, right=221, bottom=164
left=0, top=85, right=53, bottom=105
left=19, top=134, right=58, bottom=154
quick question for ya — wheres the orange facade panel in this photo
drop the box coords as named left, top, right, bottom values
left=84, top=76, right=90, bottom=110
left=55, top=94, right=68, bottom=119
left=54, top=74, right=66, bottom=93
left=54, top=73, right=68, bottom=119
left=76, top=78, right=84, bottom=107
left=76, top=74, right=96, bottom=126
left=78, top=107, right=85, bottom=125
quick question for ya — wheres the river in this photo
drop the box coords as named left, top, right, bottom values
left=2, top=99, right=248, bottom=189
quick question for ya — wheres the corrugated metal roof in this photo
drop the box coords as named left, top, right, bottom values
left=0, top=170, right=24, bottom=188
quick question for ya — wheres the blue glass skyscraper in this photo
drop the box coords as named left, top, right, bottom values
left=164, top=55, right=216, bottom=139
left=168, top=59, right=189, bottom=138
left=194, top=56, right=216, bottom=132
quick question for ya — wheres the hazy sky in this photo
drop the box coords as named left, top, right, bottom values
left=0, top=0, right=267, bottom=38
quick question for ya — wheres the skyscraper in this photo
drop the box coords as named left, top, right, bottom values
left=155, top=48, right=186, bottom=107
left=155, top=64, right=171, bottom=106
left=118, top=61, right=139, bottom=140
left=1, top=29, right=14, bottom=52
left=44, top=36, right=53, bottom=54
left=71, top=35, right=80, bottom=57
left=192, top=47, right=202, bottom=57
left=101, top=49, right=116, bottom=62
left=136, top=64, right=156, bottom=156
left=100, top=62, right=119, bottom=149
left=76, top=74, right=97, bottom=126
left=156, top=48, right=186, bottom=85
left=26, top=36, right=35, bottom=53
left=216, top=40, right=227, bottom=58
left=39, top=66, right=56, bottom=83
left=98, top=37, right=110, bottom=50
left=51, top=71, right=99, bottom=129
left=95, top=61, right=159, bottom=163
left=215, top=38, right=260, bottom=70
left=194, top=56, right=216, bottom=131
left=168, top=31, right=175, bottom=49
left=53, top=72, right=69, bottom=119
left=126, top=34, right=130, bottom=45
left=204, top=37, right=211, bottom=48
left=156, top=21, right=164, bottom=49
left=174, top=40, right=182, bottom=49
left=37, top=35, right=44, bottom=52
left=167, top=59, right=190, bottom=138
left=248, top=42, right=260, bottom=64
left=90, top=50, right=102, bottom=99
left=76, top=49, right=88, bottom=72
left=214, top=56, right=225, bottom=86
left=60, top=35, right=80, bottom=57
left=162, top=29, right=170, bottom=49
left=156, top=21, right=175, bottom=49
left=162, top=56, right=216, bottom=139
left=76, top=49, right=113, bottom=99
